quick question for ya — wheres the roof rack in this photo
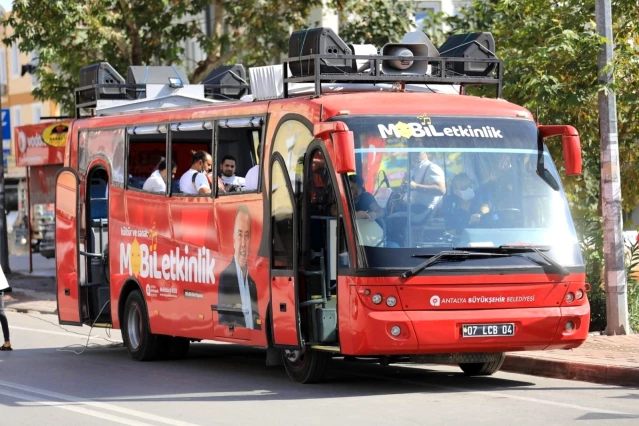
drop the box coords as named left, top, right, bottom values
left=282, top=53, right=503, bottom=99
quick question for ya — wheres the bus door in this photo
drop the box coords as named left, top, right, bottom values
left=55, top=167, right=111, bottom=325
left=269, top=156, right=302, bottom=347
left=55, top=169, right=82, bottom=325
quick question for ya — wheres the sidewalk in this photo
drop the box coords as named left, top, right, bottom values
left=3, top=253, right=57, bottom=315
left=503, top=334, right=639, bottom=387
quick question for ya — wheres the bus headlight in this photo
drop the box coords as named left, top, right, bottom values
left=390, top=326, right=401, bottom=336
left=372, top=294, right=383, bottom=304
left=565, top=292, right=575, bottom=303
left=576, top=289, right=584, bottom=300
left=386, top=296, right=397, bottom=307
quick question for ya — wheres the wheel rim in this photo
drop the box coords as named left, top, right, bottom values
left=284, top=349, right=305, bottom=370
left=127, top=303, right=142, bottom=350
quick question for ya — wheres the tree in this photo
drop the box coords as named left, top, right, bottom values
left=335, top=0, right=414, bottom=47
left=441, top=0, right=639, bottom=221
left=2, top=0, right=323, bottom=114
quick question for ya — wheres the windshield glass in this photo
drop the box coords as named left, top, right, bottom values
left=338, top=115, right=582, bottom=268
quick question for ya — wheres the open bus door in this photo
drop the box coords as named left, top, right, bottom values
left=55, top=167, right=111, bottom=325
left=269, top=156, right=302, bottom=348
left=55, top=169, right=82, bottom=325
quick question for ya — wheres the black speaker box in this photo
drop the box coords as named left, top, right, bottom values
left=288, top=27, right=353, bottom=77
left=78, top=62, right=125, bottom=104
left=438, top=32, right=496, bottom=76
left=202, top=64, right=249, bottom=99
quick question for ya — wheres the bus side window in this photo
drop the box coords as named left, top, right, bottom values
left=168, top=126, right=214, bottom=196
left=217, top=124, right=262, bottom=194
left=127, top=128, right=168, bottom=193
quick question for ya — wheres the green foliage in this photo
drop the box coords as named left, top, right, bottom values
left=2, top=0, right=324, bottom=114
left=2, top=0, right=211, bottom=114
left=577, top=217, right=606, bottom=331
left=336, top=0, right=414, bottom=47
left=624, top=241, right=639, bottom=332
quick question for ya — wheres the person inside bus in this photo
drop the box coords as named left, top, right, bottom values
left=244, top=143, right=261, bottom=191
left=386, top=151, right=446, bottom=246
left=219, top=155, right=245, bottom=188
left=348, top=174, right=384, bottom=223
left=441, top=172, right=496, bottom=235
left=218, top=205, right=261, bottom=330
left=142, top=159, right=177, bottom=193
left=178, top=151, right=213, bottom=195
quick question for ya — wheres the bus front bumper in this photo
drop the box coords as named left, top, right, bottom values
left=342, top=303, right=590, bottom=356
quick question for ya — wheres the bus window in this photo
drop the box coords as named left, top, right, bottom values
left=217, top=120, right=262, bottom=194
left=126, top=125, right=167, bottom=192
left=168, top=125, right=213, bottom=196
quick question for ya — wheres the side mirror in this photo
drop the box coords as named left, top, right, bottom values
left=314, top=121, right=355, bottom=174
left=332, top=131, right=355, bottom=174
left=538, top=125, right=582, bottom=176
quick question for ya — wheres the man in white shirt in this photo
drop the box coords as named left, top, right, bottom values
left=142, top=160, right=176, bottom=193
left=219, top=155, right=245, bottom=187
left=244, top=164, right=259, bottom=190
left=179, top=151, right=213, bottom=195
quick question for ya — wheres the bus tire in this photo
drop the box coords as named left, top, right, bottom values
left=167, top=337, right=190, bottom=360
left=122, top=291, right=159, bottom=361
left=282, top=349, right=330, bottom=384
left=459, top=353, right=506, bottom=376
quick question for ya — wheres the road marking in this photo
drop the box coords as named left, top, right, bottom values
left=0, top=380, right=201, bottom=426
left=11, top=325, right=121, bottom=341
left=342, top=367, right=633, bottom=416
left=0, top=388, right=152, bottom=426
left=101, top=390, right=275, bottom=400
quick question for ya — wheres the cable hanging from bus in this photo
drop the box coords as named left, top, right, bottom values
left=55, top=27, right=588, bottom=383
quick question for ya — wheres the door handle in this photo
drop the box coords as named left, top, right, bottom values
left=64, top=289, right=70, bottom=296
left=280, top=303, right=287, bottom=312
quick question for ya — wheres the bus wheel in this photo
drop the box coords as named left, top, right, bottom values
left=167, top=337, right=190, bottom=360
left=123, top=291, right=159, bottom=361
left=459, top=353, right=506, bottom=376
left=282, top=349, right=330, bottom=384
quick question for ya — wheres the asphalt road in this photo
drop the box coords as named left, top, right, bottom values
left=1, top=311, right=638, bottom=426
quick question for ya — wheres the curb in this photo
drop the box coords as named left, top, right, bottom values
left=502, top=354, right=639, bottom=387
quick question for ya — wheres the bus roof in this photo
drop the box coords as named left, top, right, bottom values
left=70, top=90, right=533, bottom=131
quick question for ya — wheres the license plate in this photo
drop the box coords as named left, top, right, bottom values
left=462, top=323, right=515, bottom=338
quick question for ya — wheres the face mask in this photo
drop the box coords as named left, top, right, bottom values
left=459, top=188, right=474, bottom=201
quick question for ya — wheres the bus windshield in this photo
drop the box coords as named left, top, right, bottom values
left=339, top=115, right=582, bottom=268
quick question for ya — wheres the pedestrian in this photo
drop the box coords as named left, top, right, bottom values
left=0, top=264, right=12, bottom=351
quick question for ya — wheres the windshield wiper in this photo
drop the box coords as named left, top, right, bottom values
left=453, top=245, right=570, bottom=277
left=400, top=250, right=510, bottom=280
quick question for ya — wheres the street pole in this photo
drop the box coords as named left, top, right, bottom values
left=0, top=82, right=10, bottom=273
left=596, top=0, right=629, bottom=335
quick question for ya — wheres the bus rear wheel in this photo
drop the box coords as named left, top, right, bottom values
left=282, top=349, right=330, bottom=384
left=459, top=353, right=506, bottom=376
left=123, top=291, right=159, bottom=361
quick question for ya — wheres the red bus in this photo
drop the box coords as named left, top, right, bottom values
left=55, top=29, right=589, bottom=383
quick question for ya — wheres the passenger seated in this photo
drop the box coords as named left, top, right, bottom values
left=142, top=160, right=176, bottom=193
left=348, top=175, right=384, bottom=223
left=179, top=151, right=213, bottom=195
left=219, top=155, right=245, bottom=189
left=441, top=172, right=496, bottom=235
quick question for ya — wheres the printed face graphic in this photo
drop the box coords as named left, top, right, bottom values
left=395, top=121, right=413, bottom=139
left=130, top=237, right=141, bottom=277
left=233, top=211, right=251, bottom=270
left=221, top=159, right=236, bottom=177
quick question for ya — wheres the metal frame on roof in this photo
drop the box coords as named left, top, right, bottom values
left=282, top=53, right=503, bottom=99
